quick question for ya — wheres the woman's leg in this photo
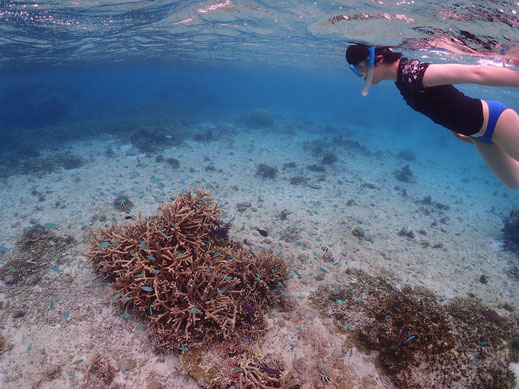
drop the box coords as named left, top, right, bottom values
left=472, top=139, right=519, bottom=189
left=492, top=108, right=519, bottom=162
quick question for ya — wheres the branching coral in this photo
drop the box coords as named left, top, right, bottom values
left=238, top=361, right=299, bottom=389
left=87, top=189, right=288, bottom=351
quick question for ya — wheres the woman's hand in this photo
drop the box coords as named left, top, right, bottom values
left=452, top=132, right=474, bottom=144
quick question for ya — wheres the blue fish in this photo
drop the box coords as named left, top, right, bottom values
left=0, top=245, right=10, bottom=252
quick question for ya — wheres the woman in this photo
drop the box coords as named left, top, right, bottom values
left=345, top=44, right=519, bottom=189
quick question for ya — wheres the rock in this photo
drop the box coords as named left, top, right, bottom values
left=332, top=349, right=345, bottom=358
left=45, top=365, right=62, bottom=380
left=236, top=202, right=251, bottom=213
left=352, top=226, right=364, bottom=238
left=293, top=357, right=306, bottom=375
left=12, top=308, right=26, bottom=318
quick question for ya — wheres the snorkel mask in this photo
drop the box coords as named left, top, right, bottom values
left=349, top=46, right=376, bottom=96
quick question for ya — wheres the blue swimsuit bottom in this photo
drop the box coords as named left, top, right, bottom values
left=470, top=100, right=509, bottom=143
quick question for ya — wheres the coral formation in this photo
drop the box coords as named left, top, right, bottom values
left=310, top=268, right=518, bottom=388
left=394, top=165, right=416, bottom=183
left=166, top=157, right=180, bottom=168
left=193, top=129, right=215, bottom=143
left=256, top=164, right=278, bottom=179
left=306, top=164, right=325, bottom=173
left=128, top=127, right=183, bottom=153
left=0, top=331, right=13, bottom=354
left=0, top=224, right=70, bottom=285
left=289, top=176, right=308, bottom=186
left=245, top=108, right=274, bottom=129
left=321, top=152, right=337, bottom=165
left=113, top=194, right=134, bottom=213
left=502, top=209, right=519, bottom=255
left=397, top=149, right=417, bottom=161
left=87, top=189, right=288, bottom=352
left=179, top=342, right=300, bottom=388
left=86, top=356, right=116, bottom=387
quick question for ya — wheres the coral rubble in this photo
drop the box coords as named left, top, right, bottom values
left=310, top=268, right=518, bottom=388
left=0, top=224, right=70, bottom=285
left=87, top=189, right=288, bottom=352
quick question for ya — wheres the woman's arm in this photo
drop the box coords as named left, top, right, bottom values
left=423, top=63, right=519, bottom=88
left=451, top=131, right=473, bottom=144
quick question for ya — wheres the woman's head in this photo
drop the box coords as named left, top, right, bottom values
left=345, top=44, right=403, bottom=95
left=345, top=44, right=402, bottom=67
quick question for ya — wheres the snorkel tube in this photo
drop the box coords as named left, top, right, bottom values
left=361, top=46, right=376, bottom=96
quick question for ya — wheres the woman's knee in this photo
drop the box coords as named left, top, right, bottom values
left=504, top=180, right=519, bottom=190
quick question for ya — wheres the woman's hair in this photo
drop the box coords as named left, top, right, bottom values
left=345, top=44, right=402, bottom=66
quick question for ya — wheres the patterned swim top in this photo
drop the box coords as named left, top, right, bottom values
left=395, top=58, right=483, bottom=136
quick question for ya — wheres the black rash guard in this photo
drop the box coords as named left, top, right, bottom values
left=395, top=58, right=483, bottom=136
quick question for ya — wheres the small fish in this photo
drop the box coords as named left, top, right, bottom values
left=165, top=135, right=172, bottom=139
left=112, top=292, right=123, bottom=301
left=72, top=359, right=83, bottom=365
left=64, top=311, right=70, bottom=319
left=189, top=307, right=199, bottom=313
left=321, top=246, right=329, bottom=251
left=140, top=286, right=153, bottom=292
left=258, top=229, right=268, bottom=237
left=120, top=201, right=126, bottom=207
left=44, top=223, right=59, bottom=228
left=212, top=225, right=219, bottom=230
left=98, top=242, right=109, bottom=248
left=0, top=245, right=10, bottom=252
left=146, top=255, right=156, bottom=260
left=50, top=297, right=55, bottom=310
left=49, top=266, right=63, bottom=273
left=125, top=209, right=131, bottom=214
left=320, top=375, right=331, bottom=382
left=212, top=251, right=221, bottom=258
left=89, top=219, right=95, bottom=225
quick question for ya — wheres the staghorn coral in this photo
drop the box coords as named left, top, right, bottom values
left=87, top=189, right=288, bottom=352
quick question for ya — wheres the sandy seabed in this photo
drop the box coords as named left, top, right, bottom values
left=0, top=113, right=518, bottom=389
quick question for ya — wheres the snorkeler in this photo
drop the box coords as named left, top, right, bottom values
left=345, top=44, right=519, bottom=189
